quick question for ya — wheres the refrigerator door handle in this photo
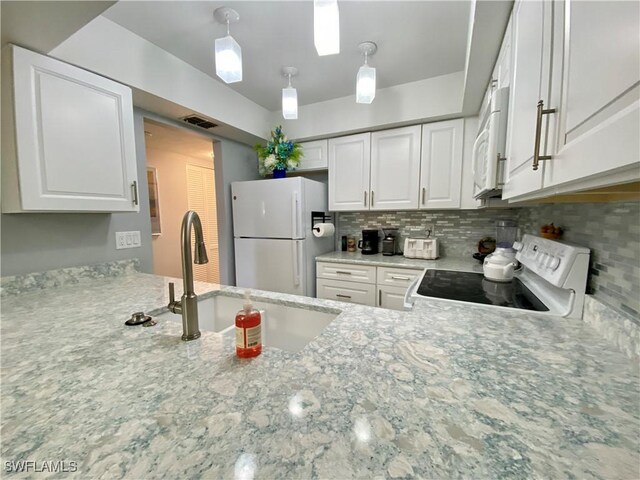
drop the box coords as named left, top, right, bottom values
left=292, top=241, right=301, bottom=286
left=291, top=191, right=300, bottom=238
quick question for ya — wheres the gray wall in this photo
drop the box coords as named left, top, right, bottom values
left=518, top=202, right=640, bottom=321
left=214, top=139, right=260, bottom=286
left=0, top=110, right=154, bottom=276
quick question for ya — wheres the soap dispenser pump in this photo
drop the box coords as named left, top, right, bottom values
left=235, top=290, right=262, bottom=358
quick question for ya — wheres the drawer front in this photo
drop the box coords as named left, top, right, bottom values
left=317, top=262, right=377, bottom=284
left=317, top=279, right=376, bottom=306
left=376, top=266, right=423, bottom=287
left=378, top=285, right=409, bottom=311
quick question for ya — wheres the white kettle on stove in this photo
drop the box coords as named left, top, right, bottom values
left=483, top=248, right=519, bottom=282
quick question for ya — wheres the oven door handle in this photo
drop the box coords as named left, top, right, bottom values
left=403, top=271, right=424, bottom=311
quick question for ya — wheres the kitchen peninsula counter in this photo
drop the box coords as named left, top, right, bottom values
left=1, top=263, right=638, bottom=479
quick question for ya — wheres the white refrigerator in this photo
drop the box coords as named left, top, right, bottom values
left=232, top=177, right=334, bottom=297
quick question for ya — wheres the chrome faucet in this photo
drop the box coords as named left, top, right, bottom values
left=168, top=211, right=208, bottom=341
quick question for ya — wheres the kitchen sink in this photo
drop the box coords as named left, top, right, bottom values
left=155, top=295, right=338, bottom=353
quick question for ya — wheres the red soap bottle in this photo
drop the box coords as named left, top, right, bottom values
left=235, top=290, right=262, bottom=358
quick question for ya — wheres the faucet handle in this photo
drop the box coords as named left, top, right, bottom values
left=168, top=282, right=182, bottom=314
left=169, top=282, right=175, bottom=304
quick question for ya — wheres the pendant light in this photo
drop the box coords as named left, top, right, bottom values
left=314, top=0, right=340, bottom=56
left=282, top=67, right=298, bottom=120
left=356, top=41, right=377, bottom=104
left=213, top=7, right=242, bottom=84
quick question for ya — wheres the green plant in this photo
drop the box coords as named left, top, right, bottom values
left=254, top=126, right=302, bottom=176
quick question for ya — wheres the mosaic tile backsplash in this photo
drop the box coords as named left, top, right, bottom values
left=336, top=210, right=520, bottom=258
left=337, top=201, right=640, bottom=320
left=518, top=202, right=640, bottom=321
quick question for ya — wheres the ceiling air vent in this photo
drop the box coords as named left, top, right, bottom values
left=182, top=115, right=218, bottom=130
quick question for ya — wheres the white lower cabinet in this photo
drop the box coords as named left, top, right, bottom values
left=2, top=45, right=139, bottom=213
left=378, top=285, right=409, bottom=311
left=316, top=278, right=376, bottom=306
left=317, top=261, right=422, bottom=310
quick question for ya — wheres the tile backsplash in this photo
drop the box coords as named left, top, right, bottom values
left=336, top=201, right=640, bottom=321
left=336, top=209, right=520, bottom=258
left=518, top=202, right=640, bottom=321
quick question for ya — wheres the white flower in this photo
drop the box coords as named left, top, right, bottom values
left=264, top=154, right=276, bottom=168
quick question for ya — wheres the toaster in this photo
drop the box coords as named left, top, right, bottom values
left=404, top=238, right=439, bottom=260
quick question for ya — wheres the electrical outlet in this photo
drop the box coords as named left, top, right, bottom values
left=115, top=231, right=142, bottom=250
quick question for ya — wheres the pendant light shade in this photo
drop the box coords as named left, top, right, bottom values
left=214, top=7, right=242, bottom=84
left=282, top=67, right=298, bottom=120
left=314, top=0, right=340, bottom=56
left=356, top=42, right=377, bottom=104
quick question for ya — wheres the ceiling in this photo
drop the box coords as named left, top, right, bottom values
left=103, top=1, right=471, bottom=111
left=143, top=119, right=214, bottom=163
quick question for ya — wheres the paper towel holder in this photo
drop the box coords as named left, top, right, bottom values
left=311, top=211, right=333, bottom=233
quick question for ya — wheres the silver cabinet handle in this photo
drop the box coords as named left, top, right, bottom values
left=378, top=288, right=382, bottom=306
left=421, top=187, right=426, bottom=205
left=363, top=191, right=367, bottom=207
left=336, top=294, right=352, bottom=299
left=391, top=275, right=411, bottom=281
left=370, top=190, right=374, bottom=207
left=533, top=100, right=556, bottom=171
left=335, top=270, right=352, bottom=275
left=131, top=181, right=139, bottom=205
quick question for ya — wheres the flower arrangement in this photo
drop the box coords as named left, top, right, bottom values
left=254, top=126, right=302, bottom=177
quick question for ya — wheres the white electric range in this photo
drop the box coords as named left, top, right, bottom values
left=406, top=235, right=591, bottom=319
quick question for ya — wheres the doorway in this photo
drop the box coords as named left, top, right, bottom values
left=143, top=119, right=220, bottom=283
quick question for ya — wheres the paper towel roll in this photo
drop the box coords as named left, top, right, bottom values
left=313, top=223, right=335, bottom=238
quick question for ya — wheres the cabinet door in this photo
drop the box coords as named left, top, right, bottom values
left=370, top=126, right=421, bottom=210
left=502, top=0, right=553, bottom=200
left=328, top=133, right=371, bottom=211
left=494, top=16, right=513, bottom=90
left=377, top=285, right=408, bottom=311
left=3, top=45, right=138, bottom=212
left=545, top=0, right=640, bottom=190
left=297, top=140, right=328, bottom=171
left=419, top=119, right=464, bottom=209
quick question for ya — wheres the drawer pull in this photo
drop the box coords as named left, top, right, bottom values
left=391, top=275, right=411, bottom=281
left=378, top=289, right=382, bottom=306
left=335, top=270, right=352, bottom=275
left=336, top=294, right=352, bottom=299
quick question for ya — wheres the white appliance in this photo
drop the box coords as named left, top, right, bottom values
left=472, top=86, right=509, bottom=199
left=407, top=235, right=590, bottom=319
left=404, top=238, right=439, bottom=260
left=232, top=177, right=334, bottom=297
left=483, top=248, right=518, bottom=282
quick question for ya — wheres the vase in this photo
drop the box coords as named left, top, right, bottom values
left=273, top=168, right=287, bottom=179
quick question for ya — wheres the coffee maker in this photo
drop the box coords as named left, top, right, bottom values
left=382, top=228, right=399, bottom=256
left=358, top=229, right=379, bottom=255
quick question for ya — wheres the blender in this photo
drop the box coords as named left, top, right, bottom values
left=483, top=220, right=519, bottom=282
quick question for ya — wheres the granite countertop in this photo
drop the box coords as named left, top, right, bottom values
left=316, top=251, right=484, bottom=272
left=1, top=268, right=638, bottom=478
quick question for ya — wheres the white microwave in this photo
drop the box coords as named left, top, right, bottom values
left=472, top=86, right=509, bottom=199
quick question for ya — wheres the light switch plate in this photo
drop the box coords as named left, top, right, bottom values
left=115, top=231, right=142, bottom=250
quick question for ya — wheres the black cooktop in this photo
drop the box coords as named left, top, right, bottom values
left=416, top=270, right=549, bottom=311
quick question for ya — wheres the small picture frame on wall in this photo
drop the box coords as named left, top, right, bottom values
left=147, top=167, right=161, bottom=235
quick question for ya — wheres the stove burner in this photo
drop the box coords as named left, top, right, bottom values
left=416, top=270, right=549, bottom=312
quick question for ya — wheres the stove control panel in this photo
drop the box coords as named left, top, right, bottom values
left=516, top=234, right=590, bottom=289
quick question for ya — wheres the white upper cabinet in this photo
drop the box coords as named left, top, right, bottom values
left=544, top=0, right=639, bottom=191
left=503, top=0, right=639, bottom=201
left=502, top=0, right=553, bottom=200
left=297, top=139, right=328, bottom=171
left=370, top=126, right=421, bottom=210
left=1, top=45, right=139, bottom=213
left=328, top=133, right=371, bottom=211
left=419, top=119, right=464, bottom=209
